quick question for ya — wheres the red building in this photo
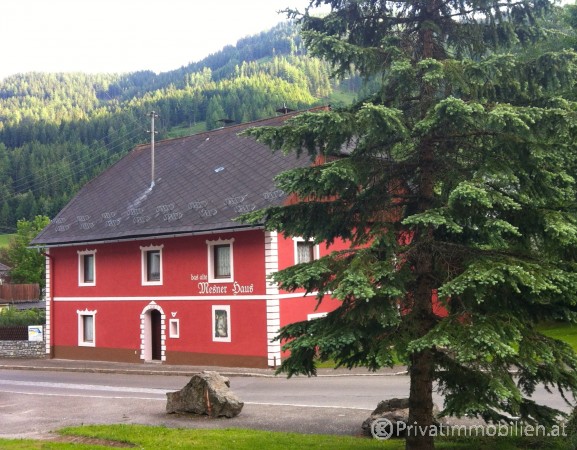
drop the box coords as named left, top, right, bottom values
left=32, top=109, right=348, bottom=368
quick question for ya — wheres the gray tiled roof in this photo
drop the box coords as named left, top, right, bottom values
left=32, top=110, right=319, bottom=246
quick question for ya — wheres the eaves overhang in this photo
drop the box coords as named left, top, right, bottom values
left=30, top=224, right=264, bottom=249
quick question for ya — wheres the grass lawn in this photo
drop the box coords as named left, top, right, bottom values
left=165, top=122, right=207, bottom=139
left=325, top=88, right=357, bottom=107
left=0, top=233, right=14, bottom=248
left=538, top=322, right=577, bottom=352
left=0, top=425, right=572, bottom=450
left=315, top=323, right=577, bottom=369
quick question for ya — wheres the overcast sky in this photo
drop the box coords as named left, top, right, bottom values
left=0, top=0, right=322, bottom=80
left=1, top=1, right=574, bottom=81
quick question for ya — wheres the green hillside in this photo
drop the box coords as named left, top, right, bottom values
left=0, top=234, right=13, bottom=248
left=0, top=21, right=363, bottom=232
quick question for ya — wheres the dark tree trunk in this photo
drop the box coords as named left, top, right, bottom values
left=406, top=252, right=436, bottom=448
left=405, top=148, right=437, bottom=450
left=406, top=243, right=437, bottom=450
left=405, top=3, right=440, bottom=448
left=407, top=348, right=435, bottom=450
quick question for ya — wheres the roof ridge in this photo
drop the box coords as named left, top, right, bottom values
left=132, top=105, right=329, bottom=151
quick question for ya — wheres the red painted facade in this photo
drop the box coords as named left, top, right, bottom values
left=276, top=232, right=348, bottom=323
left=35, top=109, right=446, bottom=369
left=46, top=229, right=344, bottom=367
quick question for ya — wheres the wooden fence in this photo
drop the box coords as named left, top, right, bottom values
left=0, top=284, right=40, bottom=302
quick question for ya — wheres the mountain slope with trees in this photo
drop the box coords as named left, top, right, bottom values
left=0, top=21, right=362, bottom=232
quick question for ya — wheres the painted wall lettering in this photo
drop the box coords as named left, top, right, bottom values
left=198, top=282, right=228, bottom=294
left=232, top=282, right=254, bottom=295
left=193, top=277, right=253, bottom=295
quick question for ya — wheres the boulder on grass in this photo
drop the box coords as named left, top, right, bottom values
left=361, top=397, right=445, bottom=437
left=166, top=371, right=243, bottom=418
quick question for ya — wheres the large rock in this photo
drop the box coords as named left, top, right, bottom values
left=166, top=371, right=243, bottom=418
left=362, top=397, right=445, bottom=437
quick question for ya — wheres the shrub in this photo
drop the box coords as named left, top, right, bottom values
left=0, top=307, right=45, bottom=327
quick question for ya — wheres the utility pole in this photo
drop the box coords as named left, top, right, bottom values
left=147, top=111, right=159, bottom=188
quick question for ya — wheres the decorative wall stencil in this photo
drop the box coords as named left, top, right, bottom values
left=199, top=209, right=218, bottom=218
left=164, top=212, right=183, bottom=222
left=234, top=204, right=256, bottom=213
left=101, top=211, right=117, bottom=219
left=133, top=216, right=151, bottom=224
left=188, top=200, right=208, bottom=210
left=263, top=190, right=285, bottom=200
left=156, top=203, right=175, bottom=213
left=105, top=218, right=121, bottom=227
left=224, top=195, right=247, bottom=206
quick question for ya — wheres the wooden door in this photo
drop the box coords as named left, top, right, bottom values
left=151, top=309, right=161, bottom=361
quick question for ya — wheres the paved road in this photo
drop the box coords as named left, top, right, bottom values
left=0, top=369, right=573, bottom=440
left=0, top=369, right=403, bottom=439
left=0, top=370, right=411, bottom=407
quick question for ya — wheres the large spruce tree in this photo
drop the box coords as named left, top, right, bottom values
left=242, top=1, right=577, bottom=449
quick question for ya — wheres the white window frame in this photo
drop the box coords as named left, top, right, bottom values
left=169, top=319, right=180, bottom=338
left=212, top=305, right=231, bottom=342
left=293, top=237, right=319, bottom=264
left=140, top=244, right=164, bottom=286
left=308, top=312, right=328, bottom=320
left=77, top=309, right=97, bottom=347
left=78, top=249, right=96, bottom=286
left=206, top=238, right=234, bottom=283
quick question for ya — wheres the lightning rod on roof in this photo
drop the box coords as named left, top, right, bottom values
left=147, top=111, right=159, bottom=189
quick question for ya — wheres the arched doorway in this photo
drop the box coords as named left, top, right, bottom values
left=150, top=309, right=162, bottom=361
left=140, top=302, right=165, bottom=362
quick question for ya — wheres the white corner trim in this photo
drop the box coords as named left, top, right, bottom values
left=265, top=231, right=281, bottom=367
